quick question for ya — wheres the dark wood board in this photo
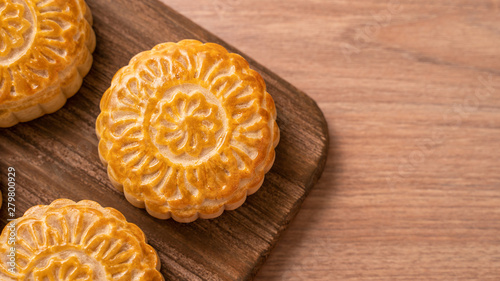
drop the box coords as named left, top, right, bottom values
left=0, top=0, right=329, bottom=280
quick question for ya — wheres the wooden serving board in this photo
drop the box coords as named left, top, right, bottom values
left=0, top=0, right=329, bottom=280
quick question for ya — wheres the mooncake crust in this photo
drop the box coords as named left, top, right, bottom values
left=0, top=199, right=164, bottom=280
left=0, top=0, right=96, bottom=127
left=96, top=40, right=280, bottom=222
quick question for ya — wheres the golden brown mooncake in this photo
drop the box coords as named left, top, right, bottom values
left=0, top=199, right=164, bottom=280
left=0, top=0, right=96, bottom=128
left=96, top=40, right=280, bottom=223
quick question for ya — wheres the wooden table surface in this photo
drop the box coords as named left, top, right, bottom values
left=161, top=1, right=500, bottom=280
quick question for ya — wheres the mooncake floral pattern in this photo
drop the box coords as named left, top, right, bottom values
left=0, top=0, right=95, bottom=127
left=0, top=0, right=32, bottom=57
left=0, top=199, right=164, bottom=280
left=33, top=256, right=93, bottom=281
left=97, top=40, right=280, bottom=222
left=152, top=90, right=224, bottom=159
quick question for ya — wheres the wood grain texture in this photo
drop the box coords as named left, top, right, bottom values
left=161, top=0, right=500, bottom=280
left=0, top=0, right=328, bottom=280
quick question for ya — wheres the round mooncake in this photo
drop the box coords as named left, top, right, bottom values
left=0, top=199, right=164, bottom=280
left=96, top=40, right=280, bottom=222
left=0, top=0, right=96, bottom=127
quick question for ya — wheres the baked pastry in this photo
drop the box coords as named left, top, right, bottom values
left=96, top=40, right=279, bottom=222
left=0, top=199, right=164, bottom=280
left=0, top=0, right=96, bottom=127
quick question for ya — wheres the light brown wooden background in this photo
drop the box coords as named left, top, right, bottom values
left=161, top=1, right=500, bottom=280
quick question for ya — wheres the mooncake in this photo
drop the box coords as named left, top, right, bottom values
left=0, top=0, right=96, bottom=127
left=96, top=40, right=280, bottom=222
left=0, top=199, right=164, bottom=280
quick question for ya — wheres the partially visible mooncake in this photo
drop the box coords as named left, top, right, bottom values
left=0, top=0, right=96, bottom=127
left=0, top=199, right=164, bottom=280
left=96, top=40, right=280, bottom=222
